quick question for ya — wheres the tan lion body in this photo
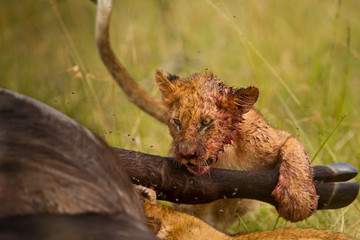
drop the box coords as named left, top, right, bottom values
left=155, top=71, right=318, bottom=230
left=142, top=192, right=354, bottom=240
left=170, top=108, right=287, bottom=230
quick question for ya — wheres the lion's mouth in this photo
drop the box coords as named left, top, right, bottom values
left=185, top=158, right=213, bottom=175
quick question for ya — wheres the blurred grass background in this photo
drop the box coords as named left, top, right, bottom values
left=1, top=0, right=359, bottom=237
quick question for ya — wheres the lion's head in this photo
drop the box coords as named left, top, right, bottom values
left=156, top=70, right=259, bottom=175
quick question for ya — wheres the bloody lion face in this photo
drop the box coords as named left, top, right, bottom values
left=156, top=71, right=258, bottom=175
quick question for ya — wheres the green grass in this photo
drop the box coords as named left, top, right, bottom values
left=1, top=0, right=360, bottom=238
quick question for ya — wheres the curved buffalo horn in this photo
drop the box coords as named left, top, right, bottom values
left=111, top=147, right=359, bottom=209
left=313, top=163, right=358, bottom=182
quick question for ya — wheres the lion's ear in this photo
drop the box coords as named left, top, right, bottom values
left=227, top=86, right=259, bottom=113
left=155, top=70, right=179, bottom=99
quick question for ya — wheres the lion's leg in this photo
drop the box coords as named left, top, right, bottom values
left=272, top=137, right=319, bottom=222
left=171, top=198, right=259, bottom=232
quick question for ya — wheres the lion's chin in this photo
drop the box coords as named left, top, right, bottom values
left=183, top=158, right=213, bottom=175
left=185, top=165, right=210, bottom=175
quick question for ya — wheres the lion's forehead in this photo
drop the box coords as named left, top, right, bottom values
left=174, top=73, right=230, bottom=94
left=174, top=95, right=218, bottom=118
left=167, top=73, right=237, bottom=126
left=173, top=85, right=221, bottom=110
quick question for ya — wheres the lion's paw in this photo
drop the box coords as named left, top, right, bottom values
left=272, top=174, right=319, bottom=222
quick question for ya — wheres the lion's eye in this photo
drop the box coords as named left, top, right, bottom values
left=200, top=118, right=213, bottom=130
left=173, top=118, right=181, bottom=130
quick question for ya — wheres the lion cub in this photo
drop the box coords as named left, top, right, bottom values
left=155, top=70, right=319, bottom=231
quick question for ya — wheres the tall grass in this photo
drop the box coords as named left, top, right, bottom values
left=1, top=0, right=359, bottom=238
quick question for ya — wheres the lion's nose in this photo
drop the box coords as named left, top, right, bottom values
left=178, top=144, right=197, bottom=160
